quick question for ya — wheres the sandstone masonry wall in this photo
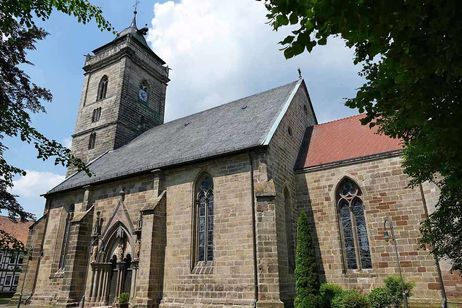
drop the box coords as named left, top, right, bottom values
left=295, top=155, right=462, bottom=306
left=266, top=83, right=317, bottom=306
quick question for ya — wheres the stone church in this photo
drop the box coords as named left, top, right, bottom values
left=15, top=13, right=462, bottom=308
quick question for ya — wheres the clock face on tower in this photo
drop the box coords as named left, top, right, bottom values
left=138, top=85, right=148, bottom=103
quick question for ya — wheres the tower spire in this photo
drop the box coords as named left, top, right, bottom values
left=130, top=0, right=140, bottom=28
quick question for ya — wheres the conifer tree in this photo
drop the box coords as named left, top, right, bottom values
left=295, top=211, right=320, bottom=308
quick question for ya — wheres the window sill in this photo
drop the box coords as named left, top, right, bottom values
left=342, top=269, right=376, bottom=278
left=191, top=261, right=214, bottom=274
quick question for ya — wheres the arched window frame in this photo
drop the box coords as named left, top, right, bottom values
left=284, top=187, right=295, bottom=272
left=192, top=173, right=214, bottom=266
left=58, top=204, right=74, bottom=270
left=97, top=75, right=108, bottom=101
left=336, top=178, right=372, bottom=272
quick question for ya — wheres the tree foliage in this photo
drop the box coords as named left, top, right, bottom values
left=262, top=0, right=462, bottom=270
left=295, top=211, right=320, bottom=308
left=0, top=1, right=111, bottom=223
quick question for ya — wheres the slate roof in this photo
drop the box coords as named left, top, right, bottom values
left=0, top=216, right=34, bottom=246
left=297, top=114, right=403, bottom=170
left=49, top=80, right=303, bottom=194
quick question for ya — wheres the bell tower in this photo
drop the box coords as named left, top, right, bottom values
left=68, top=11, right=169, bottom=176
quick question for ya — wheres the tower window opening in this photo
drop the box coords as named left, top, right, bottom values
left=97, top=75, right=108, bottom=101
left=88, top=132, right=96, bottom=150
left=92, top=107, right=102, bottom=122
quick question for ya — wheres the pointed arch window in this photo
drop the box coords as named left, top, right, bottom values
left=97, top=75, right=108, bottom=101
left=138, top=80, right=149, bottom=104
left=336, top=178, right=372, bottom=270
left=194, top=174, right=214, bottom=263
left=58, top=204, right=74, bottom=270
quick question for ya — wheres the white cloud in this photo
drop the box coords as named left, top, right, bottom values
left=62, top=137, right=72, bottom=149
left=11, top=170, right=65, bottom=216
left=147, top=0, right=363, bottom=123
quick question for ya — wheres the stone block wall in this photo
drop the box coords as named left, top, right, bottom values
left=159, top=153, right=256, bottom=307
left=295, top=155, right=462, bottom=306
left=11, top=216, right=47, bottom=304
left=266, top=82, right=317, bottom=306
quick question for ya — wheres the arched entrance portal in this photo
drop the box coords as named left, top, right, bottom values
left=88, top=223, right=138, bottom=306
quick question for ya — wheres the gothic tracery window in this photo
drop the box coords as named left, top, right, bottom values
left=97, top=75, right=108, bottom=101
left=336, top=178, right=372, bottom=270
left=58, top=204, right=74, bottom=270
left=194, top=174, right=214, bottom=263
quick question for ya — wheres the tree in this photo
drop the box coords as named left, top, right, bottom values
left=262, top=0, right=462, bottom=271
left=295, top=211, right=320, bottom=308
left=0, top=1, right=112, bottom=223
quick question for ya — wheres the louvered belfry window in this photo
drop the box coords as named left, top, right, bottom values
left=195, top=174, right=214, bottom=262
left=337, top=178, right=372, bottom=270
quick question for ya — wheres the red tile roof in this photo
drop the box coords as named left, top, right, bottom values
left=0, top=216, right=34, bottom=246
left=298, top=114, right=402, bottom=169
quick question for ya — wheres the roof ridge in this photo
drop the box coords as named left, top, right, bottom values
left=316, top=113, right=364, bottom=127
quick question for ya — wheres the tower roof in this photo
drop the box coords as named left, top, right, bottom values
left=116, top=10, right=150, bottom=49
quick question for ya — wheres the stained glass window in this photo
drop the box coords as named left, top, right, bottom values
left=195, top=174, right=214, bottom=263
left=336, top=179, right=372, bottom=270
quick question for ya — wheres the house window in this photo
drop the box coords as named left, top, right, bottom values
left=88, top=132, right=96, bottom=150
left=336, top=178, right=372, bottom=270
left=194, top=174, right=214, bottom=263
left=13, top=275, right=19, bottom=286
left=97, top=75, right=108, bottom=101
left=4, top=275, right=11, bottom=286
left=284, top=188, right=295, bottom=271
left=92, top=107, right=102, bottom=122
left=138, top=81, right=149, bottom=104
left=58, top=204, right=74, bottom=270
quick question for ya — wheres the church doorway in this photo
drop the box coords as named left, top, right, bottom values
left=88, top=224, right=136, bottom=307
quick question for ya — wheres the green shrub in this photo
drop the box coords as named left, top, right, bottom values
left=383, top=276, right=414, bottom=307
left=368, top=287, right=392, bottom=308
left=118, top=292, right=130, bottom=304
left=320, top=283, right=344, bottom=307
left=295, top=212, right=320, bottom=308
left=332, top=289, right=369, bottom=308
left=295, top=294, right=323, bottom=308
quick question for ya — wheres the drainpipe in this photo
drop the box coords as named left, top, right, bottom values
left=248, top=151, right=259, bottom=307
left=419, top=183, right=448, bottom=308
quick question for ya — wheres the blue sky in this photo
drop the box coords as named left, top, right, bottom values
left=7, top=0, right=363, bottom=217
